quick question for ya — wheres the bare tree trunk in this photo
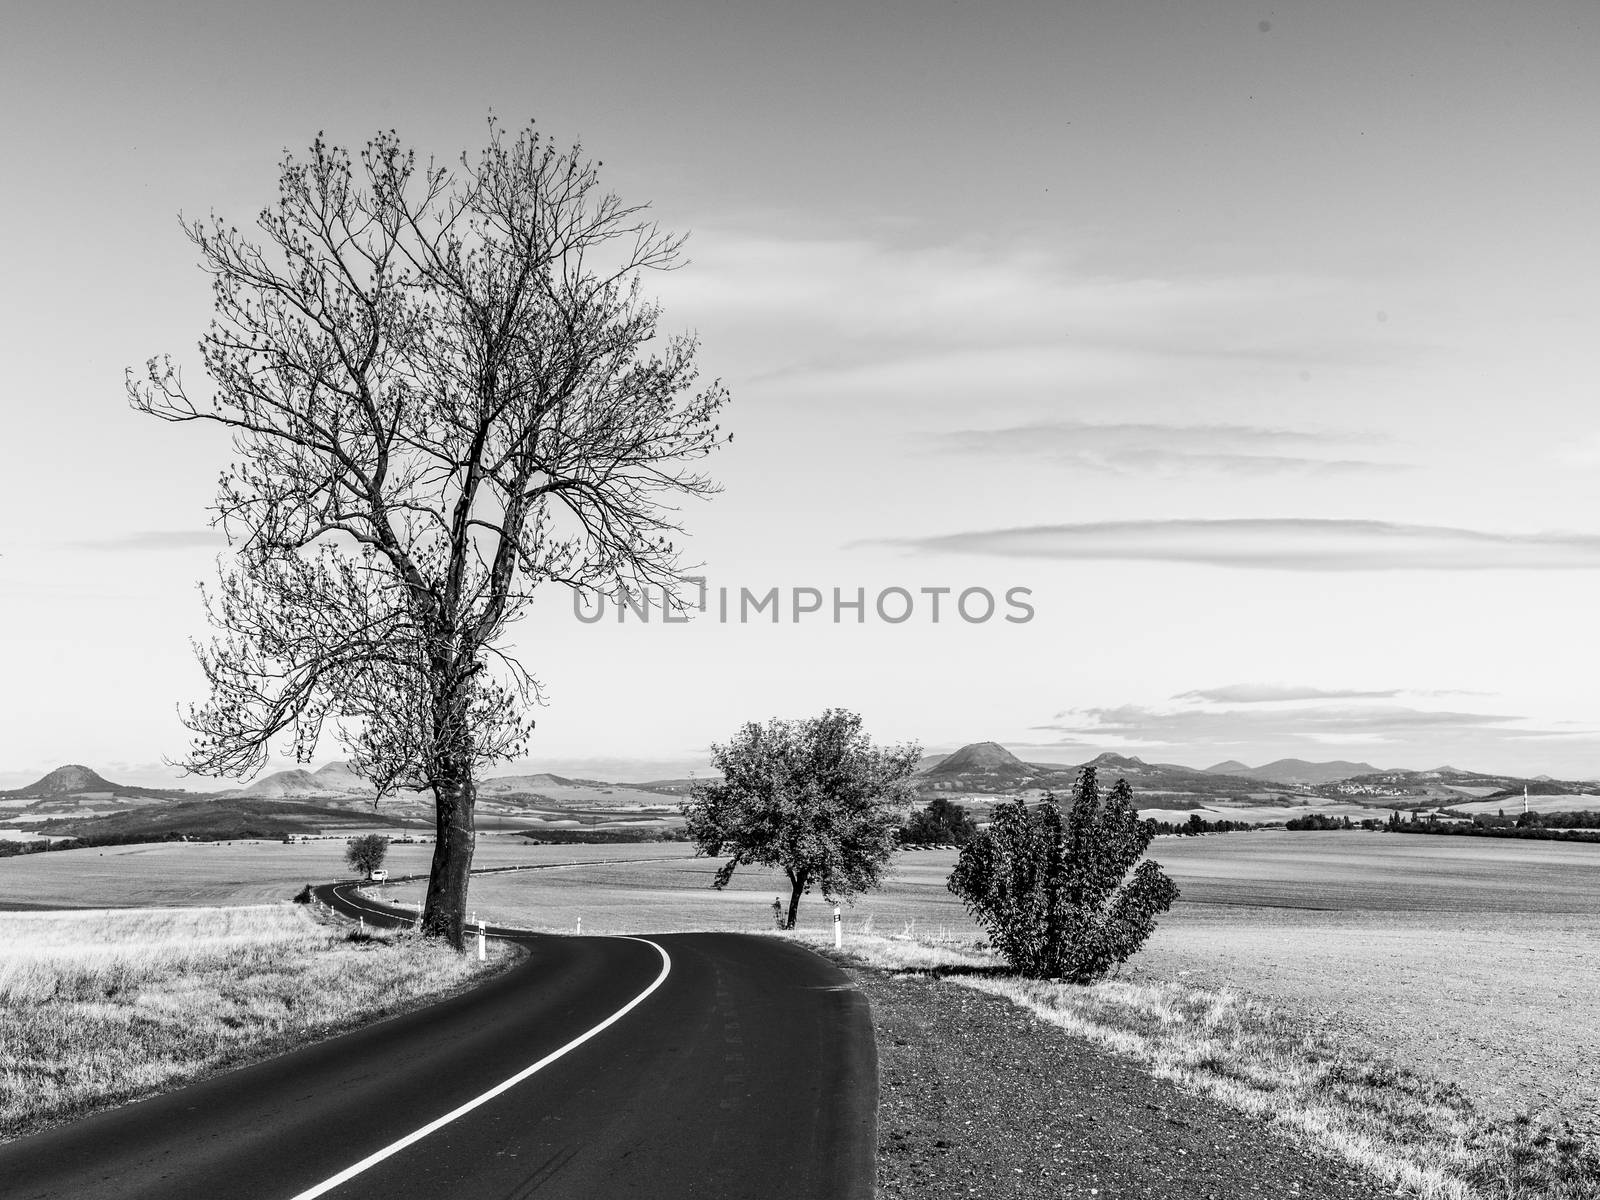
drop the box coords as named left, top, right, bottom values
left=421, top=753, right=477, bottom=949
left=785, top=868, right=808, bottom=930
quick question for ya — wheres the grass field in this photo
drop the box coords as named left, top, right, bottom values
left=0, top=904, right=514, bottom=1140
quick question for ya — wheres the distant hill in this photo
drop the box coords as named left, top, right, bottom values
left=1067, top=752, right=1300, bottom=800
left=13, top=749, right=1592, bottom=829
left=1482, top=780, right=1591, bottom=800
left=920, top=742, right=1038, bottom=791
left=309, top=761, right=371, bottom=792
left=1312, top=766, right=1600, bottom=804
left=225, top=763, right=649, bottom=801
left=231, top=769, right=324, bottom=798
left=915, top=744, right=1305, bottom=802
left=1206, top=758, right=1383, bottom=787
left=20, top=765, right=116, bottom=795
left=229, top=763, right=373, bottom=799
left=1205, top=759, right=1251, bottom=775
left=25, top=797, right=418, bottom=841
left=0, top=764, right=207, bottom=802
left=634, top=778, right=707, bottom=795
left=479, top=772, right=612, bottom=794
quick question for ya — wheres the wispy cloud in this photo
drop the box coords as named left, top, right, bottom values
left=920, top=419, right=1399, bottom=476
left=1175, top=684, right=1405, bottom=704
left=1027, top=701, right=1597, bottom=767
left=1036, top=703, right=1527, bottom=742
left=869, top=518, right=1600, bottom=571
left=661, top=231, right=1417, bottom=412
left=67, top=530, right=223, bottom=552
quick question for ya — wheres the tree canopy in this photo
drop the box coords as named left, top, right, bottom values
left=345, top=834, right=390, bottom=879
left=129, top=120, right=727, bottom=945
left=683, top=708, right=919, bottom=929
left=900, top=798, right=979, bottom=846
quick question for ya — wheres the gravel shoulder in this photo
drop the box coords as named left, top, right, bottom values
left=854, top=966, right=1392, bottom=1200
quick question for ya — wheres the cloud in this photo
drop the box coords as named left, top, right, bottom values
left=1175, top=684, right=1405, bottom=704
left=1035, top=703, right=1526, bottom=743
left=68, top=530, right=223, bottom=551
left=870, top=518, right=1600, bottom=571
left=1024, top=702, right=1598, bottom=769
left=658, top=230, right=1418, bottom=412
left=920, top=419, right=1399, bottom=476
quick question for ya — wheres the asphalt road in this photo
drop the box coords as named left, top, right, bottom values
left=0, top=883, right=878, bottom=1200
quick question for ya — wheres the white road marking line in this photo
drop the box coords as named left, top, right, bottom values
left=284, top=936, right=672, bottom=1200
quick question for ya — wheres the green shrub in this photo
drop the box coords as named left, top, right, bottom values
left=948, top=767, right=1178, bottom=981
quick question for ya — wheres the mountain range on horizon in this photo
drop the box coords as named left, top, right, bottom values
left=1200, top=758, right=1384, bottom=786
left=4, top=744, right=1597, bottom=809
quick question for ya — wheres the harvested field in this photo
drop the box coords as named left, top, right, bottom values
left=1446, top=794, right=1600, bottom=817
left=8, top=827, right=1594, bottom=1153
left=404, top=830, right=1600, bottom=1142
left=0, top=838, right=683, bottom=909
left=1138, top=802, right=1377, bottom=825
left=366, top=845, right=976, bottom=937
left=1131, top=832, right=1600, bottom=1135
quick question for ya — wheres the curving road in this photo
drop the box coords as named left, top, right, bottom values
left=0, top=881, right=877, bottom=1200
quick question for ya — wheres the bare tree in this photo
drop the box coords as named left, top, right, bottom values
left=129, top=121, right=728, bottom=947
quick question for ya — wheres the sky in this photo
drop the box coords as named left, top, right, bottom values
left=3, top=0, right=1600, bottom=787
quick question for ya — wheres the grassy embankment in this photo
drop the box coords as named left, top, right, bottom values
left=0, top=904, right=516, bottom=1141
left=790, top=927, right=1600, bottom=1200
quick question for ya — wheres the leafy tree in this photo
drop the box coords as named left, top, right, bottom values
left=684, top=708, right=919, bottom=929
left=948, top=767, right=1179, bottom=981
left=128, top=120, right=728, bottom=947
left=345, top=834, right=389, bottom=879
left=900, top=798, right=979, bottom=846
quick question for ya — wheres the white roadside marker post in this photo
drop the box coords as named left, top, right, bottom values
left=477, top=919, right=486, bottom=963
left=359, top=916, right=365, bottom=936
left=576, top=916, right=582, bottom=935
left=834, top=904, right=842, bottom=949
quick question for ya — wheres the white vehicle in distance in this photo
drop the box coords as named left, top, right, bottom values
left=369, top=870, right=389, bottom=883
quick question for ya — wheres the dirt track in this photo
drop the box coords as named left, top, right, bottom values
left=861, top=968, right=1389, bottom=1199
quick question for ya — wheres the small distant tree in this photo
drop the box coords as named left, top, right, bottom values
left=345, top=834, right=389, bottom=879
left=901, top=798, right=979, bottom=846
left=948, top=767, right=1178, bottom=982
left=683, top=708, right=919, bottom=929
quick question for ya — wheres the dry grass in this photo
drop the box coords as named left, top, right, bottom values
left=802, top=931, right=1600, bottom=1200
left=0, top=903, right=515, bottom=1141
